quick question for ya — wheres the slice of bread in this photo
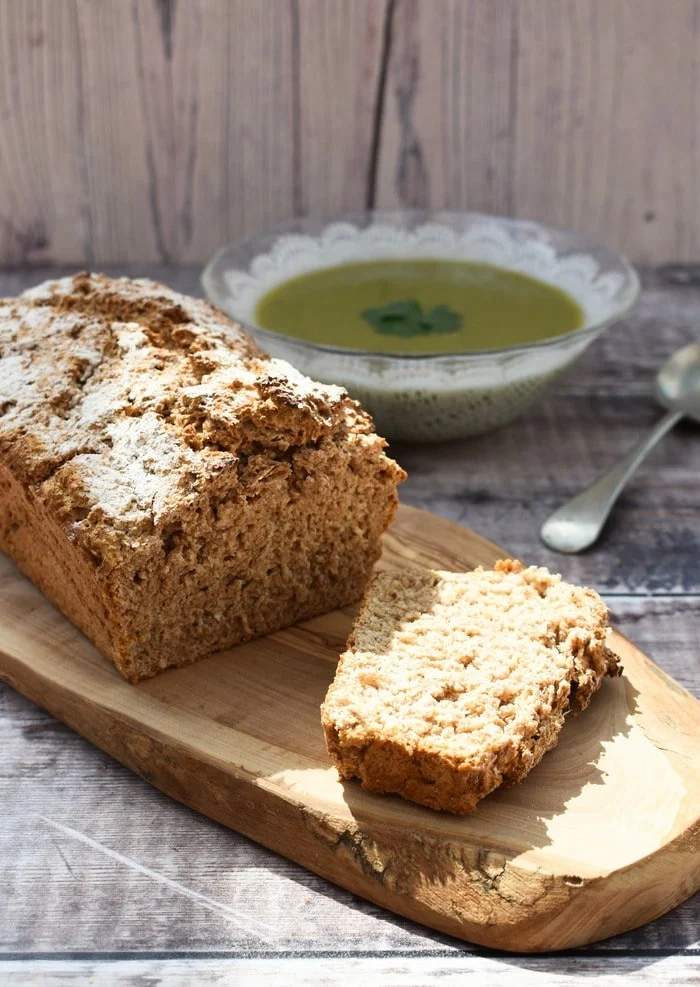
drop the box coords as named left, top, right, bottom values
left=321, top=560, right=620, bottom=813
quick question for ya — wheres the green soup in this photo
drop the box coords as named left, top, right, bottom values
left=254, top=259, right=585, bottom=354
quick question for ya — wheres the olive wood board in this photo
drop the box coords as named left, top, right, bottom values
left=0, top=504, right=698, bottom=953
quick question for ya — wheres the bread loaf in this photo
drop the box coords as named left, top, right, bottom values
left=322, top=560, right=620, bottom=813
left=0, top=273, right=405, bottom=681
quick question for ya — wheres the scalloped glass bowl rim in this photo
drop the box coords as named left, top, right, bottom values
left=202, top=210, right=641, bottom=361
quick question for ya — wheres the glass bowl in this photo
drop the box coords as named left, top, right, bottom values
left=202, top=211, right=640, bottom=442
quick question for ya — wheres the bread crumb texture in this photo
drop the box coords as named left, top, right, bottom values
left=0, top=273, right=404, bottom=680
left=321, top=560, right=620, bottom=813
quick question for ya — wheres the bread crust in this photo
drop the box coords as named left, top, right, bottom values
left=321, top=562, right=620, bottom=814
left=0, top=273, right=405, bottom=680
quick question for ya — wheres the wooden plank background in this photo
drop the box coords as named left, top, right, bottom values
left=0, top=0, right=699, bottom=266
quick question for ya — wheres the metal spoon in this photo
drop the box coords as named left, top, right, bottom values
left=540, top=341, right=700, bottom=554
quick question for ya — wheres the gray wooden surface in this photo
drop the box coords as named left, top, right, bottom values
left=2, top=0, right=700, bottom=266
left=1, top=266, right=699, bottom=985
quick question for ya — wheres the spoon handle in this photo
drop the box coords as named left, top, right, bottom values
left=540, top=409, right=683, bottom=554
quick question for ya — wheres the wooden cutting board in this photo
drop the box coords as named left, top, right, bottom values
left=0, top=505, right=698, bottom=952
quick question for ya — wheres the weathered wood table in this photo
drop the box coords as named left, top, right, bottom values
left=1, top=266, right=698, bottom=985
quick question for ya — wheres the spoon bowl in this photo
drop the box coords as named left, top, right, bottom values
left=655, top=341, right=700, bottom=420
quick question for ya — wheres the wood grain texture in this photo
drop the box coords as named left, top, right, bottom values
left=397, top=398, right=700, bottom=595
left=375, top=0, right=515, bottom=213
left=295, top=0, right=390, bottom=217
left=0, top=267, right=698, bottom=976
left=1, top=956, right=699, bottom=985
left=1, top=505, right=699, bottom=954
left=0, top=0, right=388, bottom=266
left=2, top=593, right=697, bottom=957
left=375, top=0, right=700, bottom=263
left=3, top=1, right=700, bottom=264
left=1, top=583, right=698, bottom=962
left=163, top=0, right=297, bottom=264
left=511, top=0, right=700, bottom=265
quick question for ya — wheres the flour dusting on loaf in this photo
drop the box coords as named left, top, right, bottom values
left=0, top=273, right=405, bottom=680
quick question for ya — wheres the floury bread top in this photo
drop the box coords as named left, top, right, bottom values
left=0, top=273, right=404, bottom=680
left=0, top=273, right=397, bottom=555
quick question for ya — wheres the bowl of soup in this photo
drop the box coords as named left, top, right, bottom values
left=202, top=212, right=640, bottom=441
